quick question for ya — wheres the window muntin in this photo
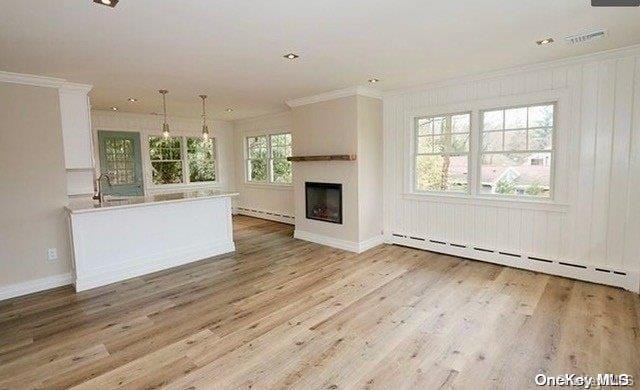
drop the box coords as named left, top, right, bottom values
left=245, top=133, right=292, bottom=184
left=149, top=136, right=183, bottom=185
left=414, top=113, right=470, bottom=193
left=187, top=137, right=216, bottom=182
left=480, top=103, right=554, bottom=198
left=104, top=138, right=135, bottom=185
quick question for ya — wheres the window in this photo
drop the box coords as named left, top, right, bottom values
left=270, top=133, right=292, bottom=184
left=149, top=136, right=217, bottom=185
left=246, top=135, right=268, bottom=182
left=187, top=137, right=216, bottom=182
left=414, top=113, right=470, bottom=192
left=480, top=103, right=554, bottom=197
left=246, top=133, right=292, bottom=184
left=149, top=136, right=183, bottom=184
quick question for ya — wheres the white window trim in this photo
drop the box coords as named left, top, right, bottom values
left=147, top=135, right=219, bottom=189
left=244, top=132, right=293, bottom=187
left=404, top=89, right=570, bottom=209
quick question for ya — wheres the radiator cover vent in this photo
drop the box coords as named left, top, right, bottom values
left=565, top=29, right=607, bottom=45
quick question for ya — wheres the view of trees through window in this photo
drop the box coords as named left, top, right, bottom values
left=149, top=136, right=217, bottom=185
left=149, top=136, right=183, bottom=185
left=414, top=113, right=470, bottom=192
left=246, top=133, right=292, bottom=184
left=480, top=103, right=554, bottom=197
left=187, top=138, right=216, bottom=182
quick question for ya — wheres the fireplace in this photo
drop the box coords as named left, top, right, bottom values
left=305, top=182, right=342, bottom=224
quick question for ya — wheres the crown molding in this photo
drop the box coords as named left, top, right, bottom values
left=0, top=70, right=93, bottom=92
left=285, top=86, right=382, bottom=108
left=384, top=43, right=640, bottom=98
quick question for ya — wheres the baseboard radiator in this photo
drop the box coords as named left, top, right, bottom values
left=235, top=207, right=295, bottom=225
left=391, top=232, right=638, bottom=293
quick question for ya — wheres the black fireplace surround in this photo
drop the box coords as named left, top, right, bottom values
left=305, top=182, right=342, bottom=224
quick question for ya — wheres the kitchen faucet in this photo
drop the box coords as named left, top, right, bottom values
left=92, top=173, right=112, bottom=204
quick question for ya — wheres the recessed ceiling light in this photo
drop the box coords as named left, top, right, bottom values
left=111, top=106, right=118, bottom=111
left=536, top=37, right=554, bottom=46
left=368, top=78, right=380, bottom=83
left=226, top=108, right=234, bottom=112
left=127, top=97, right=138, bottom=103
left=93, top=0, right=119, bottom=8
left=283, top=53, right=299, bottom=60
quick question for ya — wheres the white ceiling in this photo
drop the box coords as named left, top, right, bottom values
left=1, top=0, right=639, bottom=120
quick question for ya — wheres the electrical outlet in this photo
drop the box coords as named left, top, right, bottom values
left=47, top=248, right=58, bottom=261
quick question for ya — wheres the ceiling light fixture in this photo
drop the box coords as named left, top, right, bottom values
left=536, top=37, right=554, bottom=46
left=111, top=106, right=118, bottom=111
left=93, top=0, right=119, bottom=8
left=283, top=53, right=299, bottom=60
left=226, top=108, right=234, bottom=112
left=127, top=97, right=138, bottom=103
left=199, top=95, right=210, bottom=140
left=159, top=89, right=170, bottom=139
left=368, top=78, right=380, bottom=83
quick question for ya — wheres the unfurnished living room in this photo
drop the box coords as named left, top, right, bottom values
left=1, top=1, right=639, bottom=389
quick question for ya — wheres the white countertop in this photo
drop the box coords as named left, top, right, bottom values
left=67, top=189, right=239, bottom=214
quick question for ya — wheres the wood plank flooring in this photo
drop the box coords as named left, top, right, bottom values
left=1, top=215, right=639, bottom=389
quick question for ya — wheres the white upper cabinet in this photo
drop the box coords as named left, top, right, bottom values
left=59, top=83, right=93, bottom=170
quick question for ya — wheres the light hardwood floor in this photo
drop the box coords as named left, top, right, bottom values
left=1, top=216, right=639, bottom=389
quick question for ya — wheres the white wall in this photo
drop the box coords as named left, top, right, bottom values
left=232, top=111, right=294, bottom=222
left=383, top=46, right=640, bottom=292
left=0, top=82, right=72, bottom=294
left=91, top=110, right=235, bottom=195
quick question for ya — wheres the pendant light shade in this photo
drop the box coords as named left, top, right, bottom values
left=199, top=94, right=210, bottom=140
left=159, top=89, right=170, bottom=139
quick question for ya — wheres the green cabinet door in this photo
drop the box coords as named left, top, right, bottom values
left=98, top=131, right=144, bottom=196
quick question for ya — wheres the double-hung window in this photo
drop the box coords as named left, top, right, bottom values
left=246, top=133, right=292, bottom=184
left=414, top=113, right=470, bottom=193
left=149, top=136, right=183, bottom=185
left=149, top=136, right=217, bottom=185
left=480, top=103, right=554, bottom=197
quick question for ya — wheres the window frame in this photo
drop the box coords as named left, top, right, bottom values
left=405, top=90, right=566, bottom=207
left=477, top=102, right=557, bottom=200
left=148, top=135, right=219, bottom=187
left=412, top=111, right=472, bottom=195
left=245, top=132, right=293, bottom=186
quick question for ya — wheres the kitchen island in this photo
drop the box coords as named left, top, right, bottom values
left=66, top=190, right=238, bottom=292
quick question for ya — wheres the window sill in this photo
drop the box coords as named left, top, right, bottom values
left=242, top=182, right=293, bottom=190
left=402, top=192, right=569, bottom=212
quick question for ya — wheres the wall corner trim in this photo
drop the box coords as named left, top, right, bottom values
left=285, top=86, right=382, bottom=107
left=0, top=273, right=73, bottom=301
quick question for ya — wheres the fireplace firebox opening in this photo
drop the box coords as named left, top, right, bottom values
left=305, top=182, right=342, bottom=224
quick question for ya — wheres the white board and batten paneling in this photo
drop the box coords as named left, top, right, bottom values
left=383, top=45, right=640, bottom=292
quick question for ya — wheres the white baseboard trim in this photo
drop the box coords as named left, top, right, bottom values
left=391, top=233, right=640, bottom=293
left=235, top=206, right=295, bottom=225
left=0, top=273, right=73, bottom=301
left=294, top=230, right=384, bottom=254
left=75, top=241, right=235, bottom=292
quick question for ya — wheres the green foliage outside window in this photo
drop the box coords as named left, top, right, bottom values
left=187, top=138, right=216, bottom=182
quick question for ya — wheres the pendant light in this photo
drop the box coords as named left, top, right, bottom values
left=159, top=89, right=170, bottom=139
left=199, top=94, right=210, bottom=140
